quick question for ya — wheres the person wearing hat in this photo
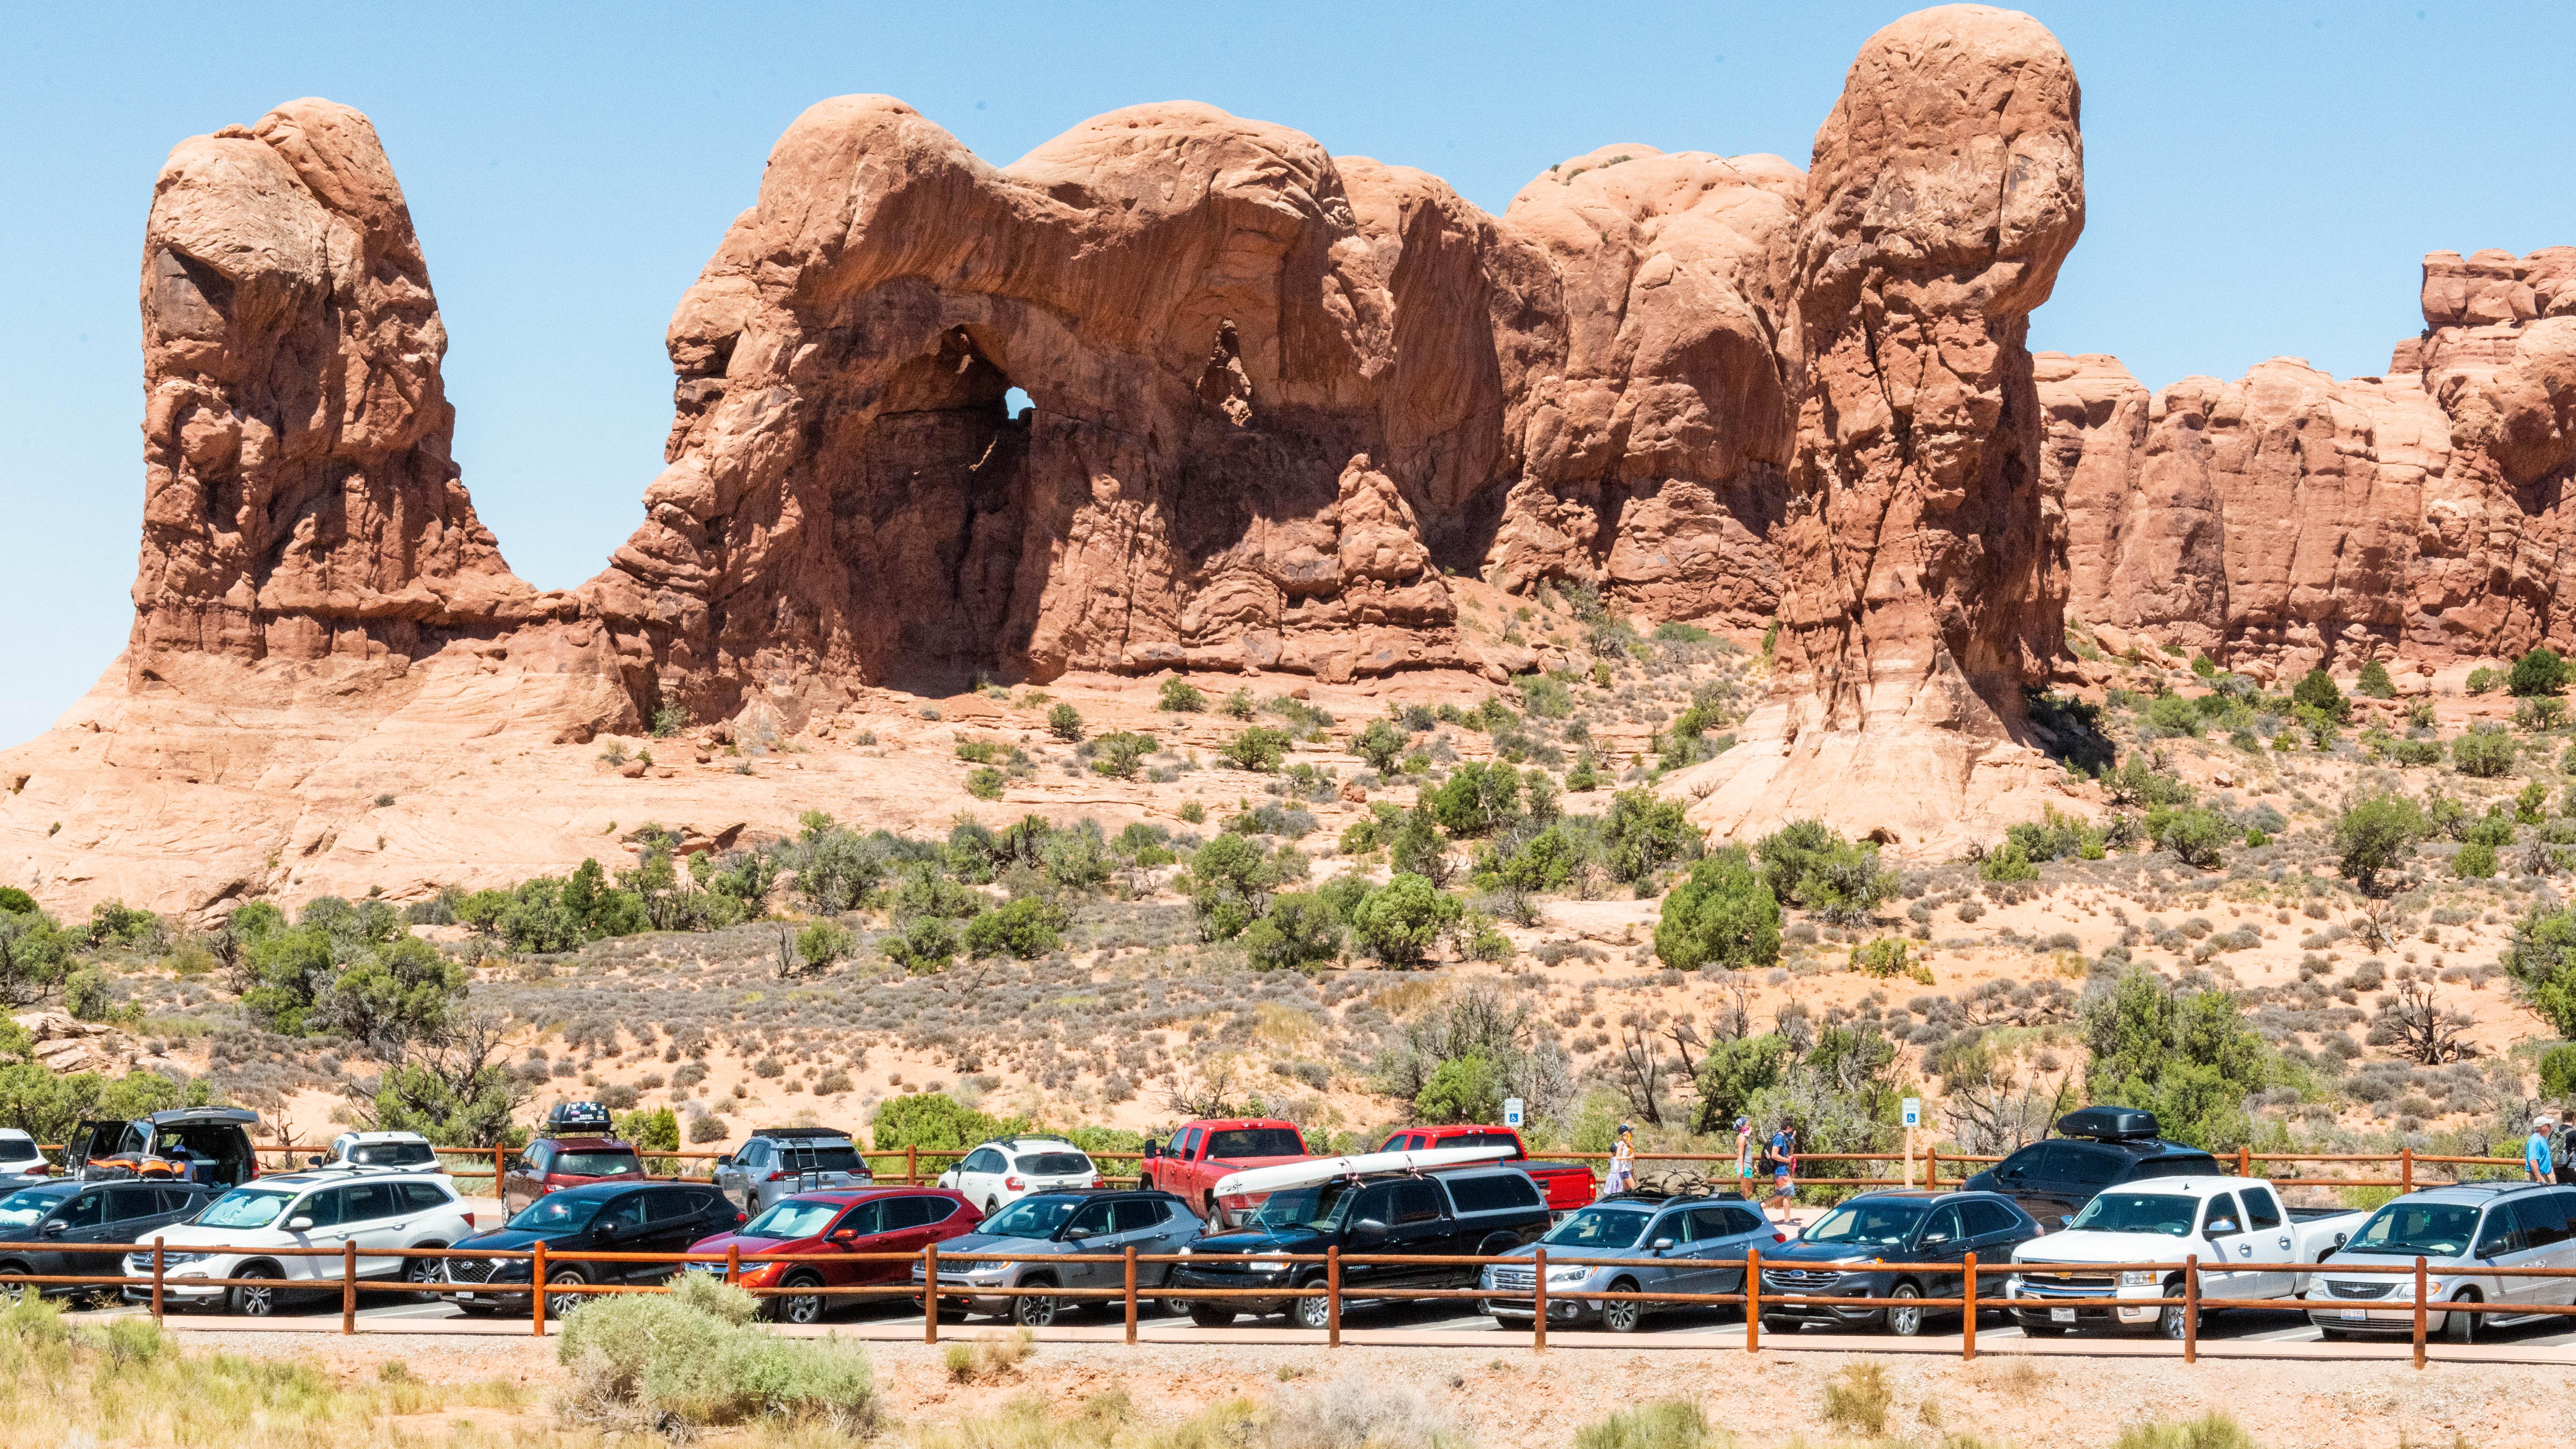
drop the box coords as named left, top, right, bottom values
left=1766, top=1122, right=1798, bottom=1223
left=1604, top=1124, right=1637, bottom=1195
left=1733, top=1116, right=1758, bottom=1201
left=2529, top=1115, right=2558, bottom=1183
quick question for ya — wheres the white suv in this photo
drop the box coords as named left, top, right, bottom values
left=310, top=1131, right=444, bottom=1172
left=936, top=1137, right=1103, bottom=1215
left=123, top=1169, right=474, bottom=1315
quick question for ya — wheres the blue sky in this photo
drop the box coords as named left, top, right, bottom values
left=5, top=2, right=2571, bottom=745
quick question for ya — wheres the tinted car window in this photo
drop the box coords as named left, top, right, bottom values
left=1173, top=1129, right=1202, bottom=1158
left=0, top=1138, right=38, bottom=1165
left=2201, top=1193, right=2243, bottom=1235
left=349, top=1141, right=438, bottom=1168
left=341, top=1182, right=399, bottom=1225
left=1962, top=1200, right=2021, bottom=1237
left=1990, top=1143, right=2045, bottom=1184
left=1690, top=1207, right=1744, bottom=1239
left=298, top=1188, right=345, bottom=1228
left=835, top=1200, right=886, bottom=1237
left=1445, top=1173, right=1542, bottom=1213
left=1349, top=1185, right=1399, bottom=1226
left=2044, top=1143, right=2123, bottom=1188
left=2513, top=1192, right=2572, bottom=1249
left=1920, top=1206, right=1964, bottom=1243
left=107, top=1184, right=161, bottom=1221
left=2476, top=1206, right=2521, bottom=1256
left=2127, top=1153, right=2221, bottom=1179
left=2242, top=1188, right=2283, bottom=1230
left=1205, top=1128, right=1305, bottom=1159
left=1114, top=1199, right=1165, bottom=1233
left=1393, top=1181, right=1444, bottom=1223
left=984, top=1197, right=1079, bottom=1238
left=400, top=1181, right=454, bottom=1213
left=892, top=1196, right=952, bottom=1230
left=803, top=1143, right=864, bottom=1173
left=56, top=1191, right=107, bottom=1228
left=555, top=1149, right=642, bottom=1178
left=1019, top=1153, right=1092, bottom=1176
left=1066, top=1200, right=1116, bottom=1236
left=1650, top=1211, right=1695, bottom=1244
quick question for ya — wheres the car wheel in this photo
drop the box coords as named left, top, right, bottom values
left=0, top=1265, right=27, bottom=1305
left=546, top=1269, right=587, bottom=1321
left=2157, top=1302, right=2197, bottom=1340
left=986, top=1199, right=1001, bottom=1217
left=1014, top=1280, right=1060, bottom=1329
left=2444, top=1292, right=2480, bottom=1345
left=1887, top=1282, right=1924, bottom=1337
left=405, top=1247, right=450, bottom=1303
left=775, top=1272, right=826, bottom=1326
left=1602, top=1279, right=1645, bottom=1333
left=1294, top=1283, right=1332, bottom=1331
left=229, top=1263, right=279, bottom=1317
left=1188, top=1302, right=1236, bottom=1329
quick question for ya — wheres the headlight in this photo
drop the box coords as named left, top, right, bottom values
left=1547, top=1266, right=1592, bottom=1284
left=1478, top=1268, right=1495, bottom=1288
left=963, top=1265, right=1009, bottom=1282
left=1251, top=1261, right=1285, bottom=1273
left=2119, top=1271, right=2158, bottom=1287
left=740, top=1262, right=785, bottom=1285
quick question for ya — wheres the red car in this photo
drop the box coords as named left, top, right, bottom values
left=1138, top=1118, right=1312, bottom=1223
left=689, top=1186, right=980, bottom=1324
left=500, top=1136, right=647, bottom=1214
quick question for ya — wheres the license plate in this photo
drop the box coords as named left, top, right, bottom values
left=2050, top=1308, right=2076, bottom=1323
left=2339, top=1308, right=2367, bottom=1322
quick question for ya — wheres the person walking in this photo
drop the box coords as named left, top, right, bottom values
left=1766, top=1123, right=1798, bottom=1223
left=1734, top=1117, right=1757, bottom=1201
left=2528, top=1116, right=2557, bottom=1183
left=1604, top=1124, right=1637, bottom=1196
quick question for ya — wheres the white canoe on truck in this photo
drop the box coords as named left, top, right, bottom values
left=1210, top=1145, right=1516, bottom=1201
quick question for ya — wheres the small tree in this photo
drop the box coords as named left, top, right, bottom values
left=962, top=897, right=1063, bottom=959
left=1349, top=874, right=1464, bottom=967
left=1354, top=718, right=1409, bottom=773
left=1219, top=726, right=1292, bottom=771
left=2291, top=668, right=2349, bottom=722
left=2453, top=725, right=2517, bottom=778
left=2146, top=806, right=2231, bottom=869
left=1600, top=789, right=1699, bottom=884
left=1158, top=678, right=1208, bottom=713
left=2503, top=905, right=2576, bottom=1038
left=1046, top=703, right=1085, bottom=742
left=1413, top=1054, right=1502, bottom=1124
left=2333, top=792, right=2424, bottom=895
left=1426, top=761, right=1524, bottom=837
left=1653, top=847, right=1782, bottom=971
left=2453, top=841, right=2499, bottom=878
left=2510, top=647, right=2571, bottom=698
left=1088, top=731, right=1156, bottom=780
left=1239, top=892, right=1344, bottom=971
left=883, top=917, right=959, bottom=975
left=2356, top=659, right=2397, bottom=699
left=2467, top=665, right=2500, bottom=695
left=795, top=919, right=856, bottom=971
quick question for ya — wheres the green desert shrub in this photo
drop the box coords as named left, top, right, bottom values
left=556, top=1271, right=876, bottom=1432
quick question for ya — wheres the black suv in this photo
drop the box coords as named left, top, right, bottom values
left=0, top=1179, right=217, bottom=1300
left=448, top=1180, right=741, bottom=1317
left=1961, top=1108, right=2219, bottom=1228
left=1168, top=1165, right=1550, bottom=1329
left=1759, top=1189, right=2042, bottom=1335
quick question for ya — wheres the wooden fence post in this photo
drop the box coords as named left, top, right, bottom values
left=1746, top=1248, right=1761, bottom=1353
left=2237, top=1145, right=2251, bottom=1178
left=924, top=1242, right=939, bottom=1345
left=2182, top=1255, right=2198, bottom=1364
left=2413, top=1257, right=2427, bottom=1369
left=1926, top=1145, right=1939, bottom=1190
left=151, top=1237, right=165, bottom=1326
left=1327, top=1246, right=1342, bottom=1348
left=2401, top=1147, right=2414, bottom=1193
left=532, top=1240, right=548, bottom=1337
left=907, top=1145, right=918, bottom=1186
left=343, top=1240, right=357, bottom=1334
left=1124, top=1246, right=1138, bottom=1345
left=1532, top=1248, right=1547, bottom=1353
left=725, top=1242, right=739, bottom=1286
left=1961, top=1253, right=1976, bottom=1362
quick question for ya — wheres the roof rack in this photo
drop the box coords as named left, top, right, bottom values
left=751, top=1126, right=853, bottom=1139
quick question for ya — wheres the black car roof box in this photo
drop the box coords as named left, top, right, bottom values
left=2057, top=1106, right=2159, bottom=1141
left=545, top=1102, right=616, bottom=1134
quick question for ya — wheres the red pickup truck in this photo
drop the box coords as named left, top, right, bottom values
left=1137, top=1118, right=1312, bottom=1220
left=1377, top=1125, right=1596, bottom=1213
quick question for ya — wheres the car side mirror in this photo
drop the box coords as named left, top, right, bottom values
left=2208, top=1219, right=2238, bottom=1237
left=1649, top=1237, right=1675, bottom=1255
left=1143, top=1141, right=1163, bottom=1160
left=2332, top=1231, right=2349, bottom=1250
left=306, top=1156, right=325, bottom=1168
left=1922, top=1231, right=1953, bottom=1246
left=715, top=1155, right=732, bottom=1169
left=1066, top=1226, right=1094, bottom=1240
left=285, top=1216, right=313, bottom=1232
left=1353, top=1218, right=1388, bottom=1237
left=830, top=1228, right=857, bottom=1243
left=39, top=1218, right=65, bottom=1237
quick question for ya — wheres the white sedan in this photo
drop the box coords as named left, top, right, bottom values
left=936, top=1137, right=1104, bottom=1215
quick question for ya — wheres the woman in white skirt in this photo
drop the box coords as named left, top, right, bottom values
left=1604, top=1123, right=1637, bottom=1195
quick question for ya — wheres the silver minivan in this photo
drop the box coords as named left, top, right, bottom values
left=2307, top=1183, right=2576, bottom=1344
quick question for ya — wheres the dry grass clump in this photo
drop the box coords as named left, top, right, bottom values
left=944, top=1327, right=1036, bottom=1383
left=1260, top=1373, right=1468, bottom=1449
left=1819, top=1360, right=1894, bottom=1436
left=0, top=1294, right=529, bottom=1447
left=1574, top=1399, right=1712, bottom=1449
left=2109, top=1415, right=2261, bottom=1449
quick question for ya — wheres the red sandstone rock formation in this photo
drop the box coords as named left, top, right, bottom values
left=132, top=99, right=557, bottom=669
left=1685, top=4, right=2091, bottom=849
left=2050, top=246, right=2576, bottom=674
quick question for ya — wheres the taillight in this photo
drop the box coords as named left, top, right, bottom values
left=736, top=1212, right=748, bottom=1225
left=1004, top=1175, right=1024, bottom=1191
left=1090, top=1178, right=1106, bottom=1189
left=1773, top=1230, right=1788, bottom=1244
left=464, top=1213, right=476, bottom=1228
left=767, top=1171, right=792, bottom=1182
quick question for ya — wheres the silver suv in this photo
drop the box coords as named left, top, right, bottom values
left=2307, top=1182, right=2576, bottom=1344
left=1480, top=1194, right=1782, bottom=1332
left=713, top=1127, right=872, bottom=1215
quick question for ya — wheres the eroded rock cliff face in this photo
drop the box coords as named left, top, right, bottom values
left=1683, top=3, right=2091, bottom=850
left=2050, top=246, right=2576, bottom=674
left=132, top=99, right=557, bottom=669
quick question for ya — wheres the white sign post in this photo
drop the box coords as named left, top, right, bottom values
left=1503, top=1098, right=1525, bottom=1129
left=1901, top=1098, right=1922, bottom=1186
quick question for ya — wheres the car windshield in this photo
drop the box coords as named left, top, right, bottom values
left=554, top=1151, right=641, bottom=1178
left=2342, top=1201, right=2480, bottom=1257
left=983, top=1197, right=1079, bottom=1239
left=1802, top=1200, right=1927, bottom=1247
left=0, top=1188, right=68, bottom=1230
left=1204, top=1128, right=1305, bottom=1159
left=348, top=1142, right=438, bottom=1167
left=1018, top=1152, right=1092, bottom=1176
left=199, top=1186, right=296, bottom=1229
left=803, top=1144, right=865, bottom=1173
left=508, top=1195, right=605, bottom=1231
left=1249, top=1183, right=1356, bottom=1231
left=743, top=1199, right=844, bottom=1240
left=1542, top=1206, right=1653, bottom=1250
left=2067, top=1193, right=2198, bottom=1236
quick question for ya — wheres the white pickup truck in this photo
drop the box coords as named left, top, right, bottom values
left=2004, top=1174, right=2365, bottom=1338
